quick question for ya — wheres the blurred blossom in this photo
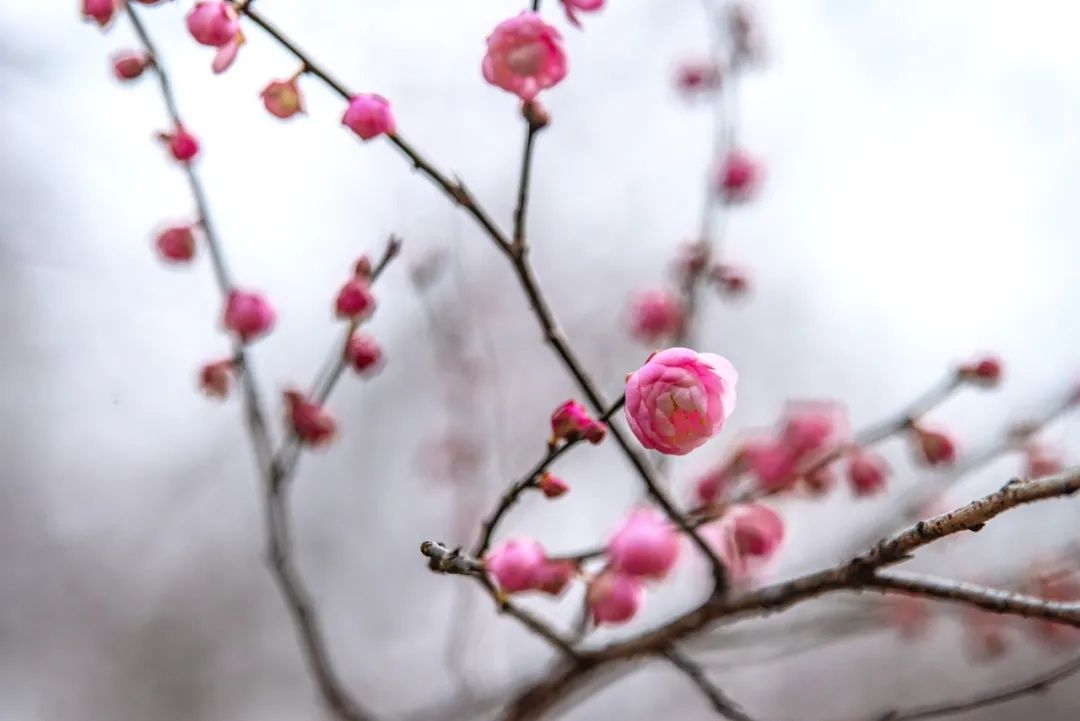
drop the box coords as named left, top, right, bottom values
left=675, top=59, right=723, bottom=97
left=626, top=287, right=685, bottom=344
left=284, top=391, right=337, bottom=447
left=607, top=508, right=681, bottom=580
left=885, top=594, right=933, bottom=640
left=587, top=571, right=643, bottom=626
left=560, top=0, right=605, bottom=29
left=715, top=149, right=762, bottom=203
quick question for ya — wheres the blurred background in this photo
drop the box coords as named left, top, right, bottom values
left=1, top=0, right=1078, bottom=719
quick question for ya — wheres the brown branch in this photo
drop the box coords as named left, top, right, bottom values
left=874, top=655, right=1080, bottom=721
left=472, top=396, right=626, bottom=558
left=501, top=467, right=1080, bottom=720
left=238, top=5, right=513, bottom=258
left=663, top=647, right=757, bottom=721
left=122, top=7, right=378, bottom=720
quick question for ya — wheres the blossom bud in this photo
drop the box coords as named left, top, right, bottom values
left=342, top=94, right=395, bottom=141
left=958, top=355, right=1004, bottom=387
left=607, top=508, right=681, bottom=580
left=261, top=77, right=304, bottom=119
left=223, top=289, right=276, bottom=343
left=847, top=452, right=889, bottom=497
left=83, top=0, right=118, bottom=27
left=345, top=333, right=383, bottom=376
left=550, top=399, right=606, bottom=446
left=912, top=425, right=957, bottom=466
left=676, top=60, right=723, bottom=96
left=112, top=50, right=152, bottom=81
left=537, top=472, right=569, bottom=499
left=710, top=263, right=751, bottom=298
left=154, top=224, right=197, bottom=263
left=485, top=538, right=545, bottom=594
left=198, top=358, right=235, bottom=399
left=587, top=571, right=643, bottom=626
left=284, top=390, right=336, bottom=447
left=535, top=559, right=576, bottom=596
left=335, top=277, right=377, bottom=321
left=715, top=149, right=762, bottom=203
left=162, top=127, right=199, bottom=163
left=627, top=288, right=685, bottom=344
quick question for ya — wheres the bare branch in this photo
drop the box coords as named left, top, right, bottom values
left=663, top=647, right=757, bottom=721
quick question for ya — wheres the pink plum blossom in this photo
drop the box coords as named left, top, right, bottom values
left=550, top=399, right=606, bottom=445
left=186, top=1, right=243, bottom=73
left=485, top=538, right=546, bottom=594
left=482, top=12, right=567, bottom=101
left=627, top=287, right=685, bottom=344
left=624, top=347, right=738, bottom=455
left=284, top=390, right=336, bottom=447
left=727, top=503, right=784, bottom=560
left=223, top=289, right=276, bottom=343
left=83, top=0, right=118, bottom=27
left=345, top=333, right=382, bottom=375
left=537, top=472, right=570, bottom=499
left=112, top=50, right=151, bottom=81
left=912, top=425, right=957, bottom=466
left=847, top=452, right=889, bottom=497
left=164, top=128, right=199, bottom=163
left=342, top=94, right=395, bottom=140
left=198, top=358, right=234, bottom=399
left=587, top=571, right=643, bottom=626
left=716, top=149, right=762, bottom=203
left=261, top=78, right=304, bottom=119
left=154, top=225, right=196, bottom=263
left=335, top=277, right=377, bottom=320
left=560, top=0, right=605, bottom=28
left=607, top=508, right=681, bottom=580
left=959, top=354, right=1004, bottom=387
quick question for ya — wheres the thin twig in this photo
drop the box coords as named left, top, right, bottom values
left=472, top=396, right=626, bottom=558
left=663, top=647, right=757, bottom=721
left=873, top=655, right=1080, bottom=721
left=122, top=7, right=376, bottom=720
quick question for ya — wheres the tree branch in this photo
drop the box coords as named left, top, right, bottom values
left=663, top=647, right=757, bottom=721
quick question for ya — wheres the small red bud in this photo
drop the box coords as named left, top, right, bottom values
left=335, top=277, right=377, bottom=321
left=112, top=50, right=152, bottom=81
left=154, top=225, right=197, bottom=263
left=284, top=390, right=336, bottom=447
left=958, top=355, right=1004, bottom=387
left=912, top=425, right=957, bottom=467
left=345, top=332, right=383, bottom=375
left=537, top=472, right=569, bottom=499
left=198, top=358, right=235, bottom=399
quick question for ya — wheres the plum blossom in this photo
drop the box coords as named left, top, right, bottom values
left=285, top=390, right=336, bottom=447
left=627, top=287, right=685, bottom=344
left=607, top=508, right=681, bottom=580
left=560, top=0, right=605, bottom=28
left=587, top=571, right=643, bottom=626
left=847, top=452, right=889, bottom=497
left=482, top=12, right=567, bottom=101
left=112, top=50, right=151, bottom=81
left=716, top=149, right=762, bottom=203
left=261, top=77, right=304, bottom=119
left=223, top=289, right=276, bottom=343
left=198, top=358, right=235, bottom=399
left=550, top=399, right=606, bottom=445
left=186, top=1, right=243, bottom=74
left=624, top=348, right=738, bottom=455
left=342, top=94, right=395, bottom=140
left=154, top=225, right=197, bottom=263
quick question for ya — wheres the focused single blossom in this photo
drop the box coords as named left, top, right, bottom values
left=261, top=77, right=304, bottom=119
left=154, top=224, right=197, bottom=263
left=284, top=390, right=336, bottom=447
left=847, top=452, right=889, bottom=497
left=162, top=127, right=199, bottom=163
left=627, top=287, right=685, bottom=344
left=550, top=399, right=606, bottom=445
left=112, top=50, right=151, bottom=81
left=485, top=538, right=546, bottom=594
left=715, top=149, right=762, bottom=203
left=560, top=0, right=605, bottom=28
left=335, top=277, right=377, bottom=320
left=198, top=358, right=235, bottom=399
left=959, top=354, right=1004, bottom=387
left=342, top=94, right=395, bottom=140
left=83, top=0, right=118, bottom=26
left=912, top=425, right=957, bottom=466
left=607, top=508, right=681, bottom=580
left=223, top=289, right=276, bottom=343
left=587, top=571, right=643, bottom=626
left=625, top=348, right=738, bottom=455
left=345, top=332, right=382, bottom=375
left=186, top=1, right=243, bottom=73
left=537, top=472, right=570, bottom=499
left=676, top=60, right=723, bottom=96
left=482, top=12, right=567, bottom=101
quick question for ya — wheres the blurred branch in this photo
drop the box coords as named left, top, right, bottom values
left=499, top=466, right=1080, bottom=720
left=874, top=655, right=1080, bottom=721
left=663, top=647, right=756, bottom=721
left=123, top=5, right=380, bottom=720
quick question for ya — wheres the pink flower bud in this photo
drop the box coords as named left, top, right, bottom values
left=710, top=263, right=751, bottom=298
left=625, top=348, right=738, bottom=456
left=154, top=225, right=197, bottom=263
left=912, top=425, right=957, bottom=467
left=676, top=60, right=723, bottom=96
left=607, top=508, right=681, bottom=580
left=284, top=390, right=336, bottom=447
left=163, top=128, right=199, bottom=163
left=715, top=149, right=762, bottom=203
left=112, top=50, right=152, bottom=81
left=1023, top=441, right=1065, bottom=478
left=535, top=559, right=577, bottom=596
left=847, top=452, right=889, bottom=497
left=958, top=354, right=1004, bottom=387
left=342, top=94, right=395, bottom=141
left=694, top=461, right=740, bottom=506
left=537, top=472, right=569, bottom=499
left=186, top=1, right=240, bottom=47
left=482, top=12, right=567, bottom=101
left=223, top=289, right=276, bottom=343
left=485, top=538, right=546, bottom=594
left=782, top=402, right=844, bottom=456
left=627, top=287, right=685, bottom=344
left=83, top=0, right=118, bottom=27
left=550, top=399, right=606, bottom=446
left=587, top=571, right=643, bottom=626
left=261, top=77, right=304, bottom=119
left=727, top=503, right=784, bottom=560
left=334, top=277, right=377, bottom=321
left=803, top=463, right=837, bottom=496
left=345, top=332, right=383, bottom=375
left=741, top=439, right=797, bottom=492
left=560, top=0, right=604, bottom=28
left=198, top=358, right=234, bottom=399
